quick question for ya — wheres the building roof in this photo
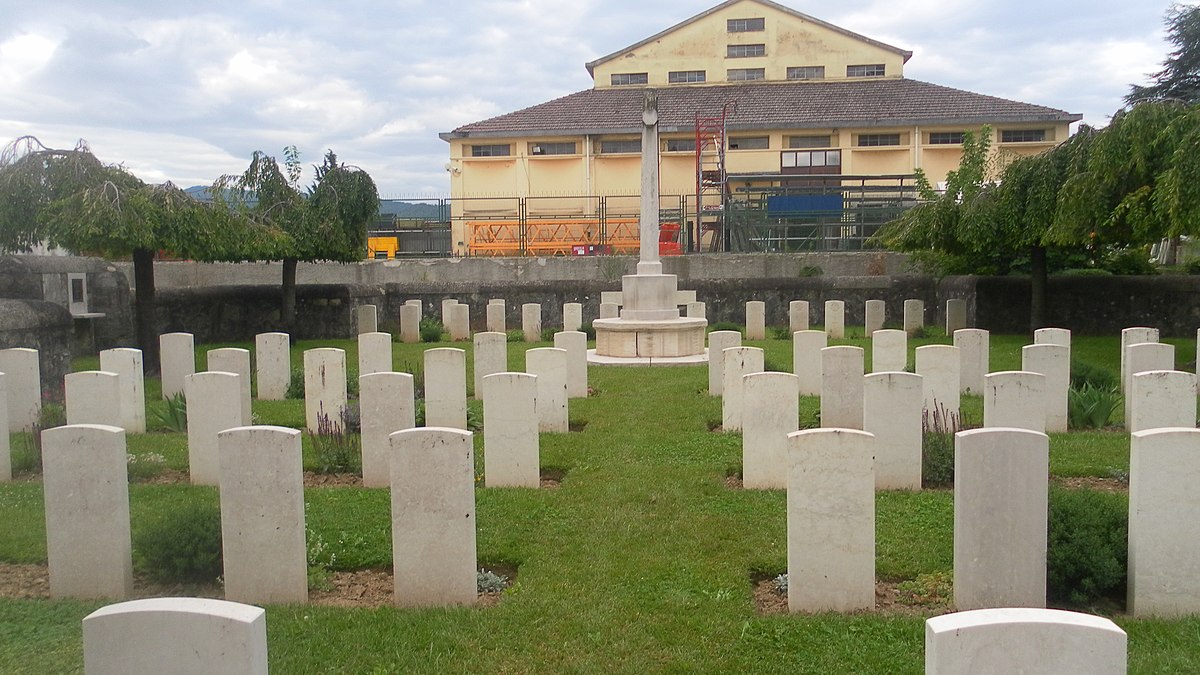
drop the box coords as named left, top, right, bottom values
left=440, top=79, right=1083, bottom=141
left=584, top=0, right=912, bottom=77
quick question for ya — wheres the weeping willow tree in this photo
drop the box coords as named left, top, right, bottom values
left=0, top=136, right=245, bottom=371
left=212, top=147, right=378, bottom=335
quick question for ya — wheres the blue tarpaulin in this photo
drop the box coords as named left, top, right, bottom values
left=765, top=194, right=843, bottom=217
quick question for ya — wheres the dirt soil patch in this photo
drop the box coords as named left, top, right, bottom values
left=1053, top=476, right=1128, bottom=492
left=751, top=574, right=953, bottom=617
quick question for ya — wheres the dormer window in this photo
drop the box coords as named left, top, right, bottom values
left=727, top=17, right=765, bottom=32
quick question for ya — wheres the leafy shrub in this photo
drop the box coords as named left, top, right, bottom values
left=772, top=573, right=788, bottom=594
left=1070, top=360, right=1118, bottom=391
left=419, top=319, right=445, bottom=343
left=1104, top=248, right=1158, bottom=276
left=1047, top=487, right=1127, bottom=607
left=506, top=329, right=525, bottom=343
left=1068, top=384, right=1122, bottom=430
left=581, top=321, right=596, bottom=340
left=1057, top=268, right=1113, bottom=277
left=921, top=401, right=961, bottom=488
left=285, top=366, right=305, bottom=400
left=477, top=569, right=509, bottom=594
left=133, top=501, right=223, bottom=584
left=151, top=392, right=188, bottom=432
left=541, top=326, right=557, bottom=342
left=308, top=409, right=361, bottom=474
left=1186, top=258, right=1200, bottom=275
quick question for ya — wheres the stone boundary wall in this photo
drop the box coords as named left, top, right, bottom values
left=0, top=255, right=133, bottom=349
left=0, top=299, right=73, bottom=398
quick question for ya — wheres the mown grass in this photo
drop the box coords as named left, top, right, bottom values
left=1, top=331, right=1198, bottom=673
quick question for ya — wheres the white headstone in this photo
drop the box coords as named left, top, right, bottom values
left=824, top=300, right=845, bottom=340
left=793, top=330, right=827, bottom=396
left=1120, top=327, right=1159, bottom=390
left=424, top=348, right=468, bottom=429
left=482, top=372, right=540, bottom=488
left=441, top=298, right=458, bottom=327
left=99, top=348, right=146, bottom=434
left=1034, top=327, right=1071, bottom=347
left=473, top=332, right=508, bottom=400
left=0, top=348, right=39, bottom=432
left=787, top=428, right=875, bottom=612
left=599, top=302, right=619, bottom=319
left=945, top=298, right=967, bottom=334
left=1129, top=370, right=1197, bottom=433
left=983, top=371, right=1046, bottom=432
left=486, top=300, right=506, bottom=333
left=254, top=332, right=291, bottom=401
left=1124, top=342, right=1175, bottom=424
left=399, top=303, right=422, bottom=344
left=42, top=424, right=132, bottom=599
left=745, top=301, right=766, bottom=340
left=1022, top=344, right=1070, bottom=433
left=526, top=347, right=569, bottom=433
left=447, top=302, right=470, bottom=341
left=916, top=345, right=960, bottom=419
left=390, top=427, right=477, bottom=607
left=159, top=332, right=195, bottom=400
left=359, top=372, right=416, bottom=488
left=954, top=427, right=1049, bottom=610
left=686, top=301, right=706, bottom=319
left=554, top=331, right=589, bottom=398
left=903, top=299, right=925, bottom=335
left=722, top=346, right=764, bottom=432
left=303, top=348, right=348, bottom=432
left=864, top=371, right=923, bottom=490
left=820, top=346, right=864, bottom=430
left=742, top=371, right=799, bottom=490
left=65, top=371, right=122, bottom=428
left=562, top=303, right=583, bottom=332
left=207, top=347, right=252, bottom=426
left=707, top=330, right=742, bottom=396
left=953, top=328, right=990, bottom=395
left=522, top=303, right=542, bottom=343
left=864, top=299, right=885, bottom=336
left=218, top=425, right=307, bottom=605
left=789, top=300, right=809, bottom=333
left=184, top=371, right=243, bottom=486
left=358, top=331, right=393, bottom=376
left=356, top=304, right=378, bottom=334
left=871, top=329, right=907, bottom=373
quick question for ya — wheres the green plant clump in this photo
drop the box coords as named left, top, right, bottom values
left=133, top=501, right=223, bottom=584
left=1070, top=360, right=1118, bottom=391
left=1067, top=383, right=1122, bottom=430
left=419, top=318, right=445, bottom=343
left=921, top=401, right=960, bottom=488
left=1104, top=248, right=1158, bottom=276
left=506, top=329, right=525, bottom=343
left=151, top=392, right=188, bottom=432
left=285, top=366, right=305, bottom=399
left=308, top=409, right=361, bottom=474
left=1047, top=486, right=1128, bottom=607
left=477, top=569, right=509, bottom=594
left=541, top=326, right=557, bottom=342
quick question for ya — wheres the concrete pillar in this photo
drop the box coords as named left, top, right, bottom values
left=871, top=329, right=907, bottom=373
left=916, top=345, right=960, bottom=419
left=903, top=299, right=925, bottom=335
left=358, top=331, right=393, bottom=376
left=0, top=348, right=40, bottom=432
left=1034, top=327, right=1071, bottom=347
left=925, top=608, right=1126, bottom=675
left=944, top=298, right=967, bottom=334
left=820, top=346, right=865, bottom=430
left=390, top=427, right=477, bottom=607
left=554, top=331, right=589, bottom=399
left=789, top=300, right=809, bottom=333
left=1124, top=342, right=1175, bottom=424
left=742, top=371, right=799, bottom=489
left=745, top=301, right=766, bottom=340
left=983, top=371, right=1046, bottom=433
left=83, top=598, right=268, bottom=675
left=423, top=348, right=467, bottom=430
left=399, top=303, right=421, bottom=344
left=473, top=332, right=508, bottom=400
left=184, top=371, right=243, bottom=486
left=526, top=347, right=569, bottom=433
left=99, top=348, right=146, bottom=434
left=65, top=371, right=122, bottom=428
left=953, top=329, right=990, bottom=395
left=522, top=303, right=542, bottom=343
left=486, top=300, right=506, bottom=333
left=864, top=299, right=885, bottom=336
left=787, top=428, right=875, bottom=612
left=360, top=372, right=416, bottom=488
left=1129, top=427, right=1200, bottom=617
left=721, top=346, right=764, bottom=432
left=707, top=330, right=741, bottom=397
left=1129, top=370, right=1196, bottom=433
left=824, top=300, right=845, bottom=340
left=482, top=372, right=540, bottom=488
left=599, top=302, right=619, bottom=319
left=562, top=303, right=583, bottom=332
left=686, top=301, right=706, bottom=319
left=1022, top=344, right=1071, bottom=433
left=207, top=347, right=252, bottom=426
left=356, top=304, right=378, bottom=334
left=954, top=427, right=1049, bottom=610
left=864, top=372, right=923, bottom=490
left=218, top=426, right=307, bottom=605
left=303, top=348, right=347, bottom=432
left=42, top=424, right=132, bottom=599
left=159, top=332, right=195, bottom=400
left=447, top=303, right=470, bottom=341
left=793, top=330, right=827, bottom=397
left=254, top=332, right=291, bottom=401
left=1120, top=327, right=1159, bottom=391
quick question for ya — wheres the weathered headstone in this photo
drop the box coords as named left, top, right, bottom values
left=1129, top=370, right=1197, bottom=433
left=793, top=330, right=827, bottom=396
left=721, top=346, right=764, bottom=432
left=953, top=328, right=990, bottom=395
left=218, top=425, right=307, bottom=605
left=424, top=348, right=467, bottom=429
left=522, top=303, right=542, bottom=342
left=99, top=348, right=146, bottom=434
left=1033, top=327, right=1071, bottom=347
left=787, top=428, right=875, bottom=612
left=925, top=608, right=1127, bottom=675
left=83, top=597, right=269, bottom=675
left=954, top=427, right=1049, bottom=610
left=303, top=348, right=347, bottom=432
left=159, top=332, right=195, bottom=400
left=486, top=300, right=506, bottom=333
left=356, top=304, right=378, bottom=335
left=944, top=298, right=967, bottom=334
left=707, top=330, right=742, bottom=396
left=745, top=301, right=766, bottom=340
left=820, top=345, right=865, bottom=429
left=789, top=300, right=809, bottom=333
left=482, top=372, right=540, bottom=488
left=1120, top=326, right=1159, bottom=391
left=441, top=298, right=459, bottom=327
left=903, top=299, right=925, bottom=335
left=563, top=303, right=583, bottom=332
left=824, top=300, right=845, bottom=340
left=358, top=331, right=393, bottom=376
left=686, top=301, right=706, bottom=319
left=390, top=427, right=477, bottom=607
left=0, top=347, right=39, bottom=432
left=42, top=424, right=132, bottom=599
left=983, top=371, right=1046, bottom=432
left=65, top=371, right=122, bottom=428
left=870, top=329, right=906, bottom=373
left=742, top=371, right=799, bottom=490
left=916, top=345, right=960, bottom=418
left=359, top=372, right=416, bottom=488
left=208, top=347, right=252, bottom=426
left=526, top=347, right=569, bottom=433
left=447, top=302, right=470, bottom=341
left=472, top=332, right=508, bottom=400
left=399, top=303, right=421, bottom=343
left=599, top=302, right=619, bottom=319
left=553, top=330, right=589, bottom=398
left=1022, top=344, right=1070, bottom=433
left=1124, top=342, right=1175, bottom=425
left=184, top=371, right=243, bottom=486
left=864, top=299, right=885, bottom=336
left=254, top=332, right=291, bottom=401
left=864, top=372, right=923, bottom=490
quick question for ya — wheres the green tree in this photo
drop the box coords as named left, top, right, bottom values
left=1126, top=3, right=1200, bottom=105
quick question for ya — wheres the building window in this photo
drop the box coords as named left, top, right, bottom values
left=788, top=135, right=831, bottom=148
left=857, top=134, right=901, bottom=147
left=530, top=142, right=576, bottom=155
left=599, top=139, right=641, bottom=154
left=668, top=70, right=706, bottom=84
left=729, top=136, right=769, bottom=150
left=847, top=64, right=886, bottom=78
left=782, top=150, right=842, bottom=168
left=727, top=44, right=766, bottom=58
left=665, top=138, right=696, bottom=152
left=787, top=66, right=825, bottom=80
left=470, top=144, right=511, bottom=157
left=1001, top=129, right=1048, bottom=143
left=611, top=72, right=648, bottom=86
left=727, top=17, right=765, bottom=32
left=928, top=132, right=965, bottom=145
left=727, top=68, right=765, bottom=81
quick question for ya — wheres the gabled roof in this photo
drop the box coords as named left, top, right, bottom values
left=585, top=0, right=913, bottom=77
left=440, top=79, right=1081, bottom=141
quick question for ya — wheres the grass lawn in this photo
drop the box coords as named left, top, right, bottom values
left=1, top=331, right=1199, bottom=672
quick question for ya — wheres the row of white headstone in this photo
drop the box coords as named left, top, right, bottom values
left=387, top=299, right=580, bottom=344
left=742, top=298, right=966, bottom=340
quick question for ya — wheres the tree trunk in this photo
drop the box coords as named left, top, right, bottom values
left=132, top=247, right=161, bottom=375
left=281, top=257, right=298, bottom=336
left=1029, top=244, right=1048, bottom=332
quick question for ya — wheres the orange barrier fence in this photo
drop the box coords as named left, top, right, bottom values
left=467, top=218, right=647, bottom=256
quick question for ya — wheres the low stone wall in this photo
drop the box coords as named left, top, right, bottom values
left=0, top=299, right=73, bottom=399
left=0, top=255, right=134, bottom=349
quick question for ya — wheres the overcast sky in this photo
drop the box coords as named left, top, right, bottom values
left=0, top=0, right=1183, bottom=197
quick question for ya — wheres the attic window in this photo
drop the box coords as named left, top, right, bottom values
left=1001, top=129, right=1048, bottom=143
left=857, top=134, right=901, bottom=147
left=847, top=64, right=886, bottom=77
left=470, top=144, right=511, bottom=157
left=729, top=136, right=769, bottom=150
left=669, top=70, right=707, bottom=83
left=599, top=139, right=642, bottom=154
left=727, top=17, right=765, bottom=32
left=787, top=66, right=825, bottom=80
left=665, top=138, right=696, bottom=152
left=727, top=68, right=765, bottom=81
left=928, top=132, right=965, bottom=145
left=727, top=44, right=766, bottom=58
left=611, top=72, right=648, bottom=86
left=530, top=142, right=576, bottom=155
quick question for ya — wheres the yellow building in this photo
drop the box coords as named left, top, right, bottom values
left=440, top=0, right=1080, bottom=256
